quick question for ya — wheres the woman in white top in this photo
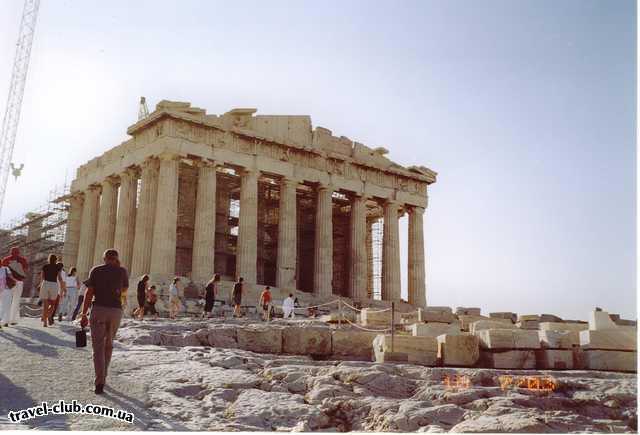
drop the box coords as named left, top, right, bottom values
left=0, top=266, right=13, bottom=327
left=60, top=267, right=80, bottom=321
left=168, top=277, right=181, bottom=320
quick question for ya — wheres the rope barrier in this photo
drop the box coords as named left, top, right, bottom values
left=342, top=316, right=392, bottom=333
left=295, top=299, right=340, bottom=310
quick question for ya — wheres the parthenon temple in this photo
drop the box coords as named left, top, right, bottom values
left=60, top=100, right=437, bottom=307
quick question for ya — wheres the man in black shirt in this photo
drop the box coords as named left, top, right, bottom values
left=80, top=249, right=129, bottom=394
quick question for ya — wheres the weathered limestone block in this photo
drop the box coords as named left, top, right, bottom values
left=583, top=350, right=637, bottom=372
left=615, top=318, right=637, bottom=327
left=579, top=329, right=637, bottom=351
left=588, top=310, right=619, bottom=331
left=518, top=314, right=540, bottom=322
left=320, top=311, right=357, bottom=324
left=469, top=319, right=515, bottom=334
left=538, top=330, right=580, bottom=349
left=237, top=326, right=283, bottom=354
left=410, top=322, right=461, bottom=337
left=401, top=307, right=455, bottom=324
left=159, top=332, right=201, bottom=347
left=539, top=314, right=563, bottom=322
left=373, top=334, right=438, bottom=366
left=375, top=351, right=409, bottom=364
left=456, top=307, right=481, bottom=316
left=516, top=320, right=540, bottom=330
left=458, top=315, right=490, bottom=331
left=535, top=349, right=574, bottom=369
left=480, top=350, right=536, bottom=369
left=437, top=333, right=480, bottom=367
left=539, top=322, right=588, bottom=332
left=489, top=312, right=517, bottom=323
left=476, top=329, right=540, bottom=350
left=282, top=326, right=332, bottom=356
left=332, top=329, right=377, bottom=360
left=207, top=325, right=238, bottom=348
left=361, top=308, right=392, bottom=327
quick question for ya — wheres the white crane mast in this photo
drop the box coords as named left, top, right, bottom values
left=0, top=0, right=41, bottom=218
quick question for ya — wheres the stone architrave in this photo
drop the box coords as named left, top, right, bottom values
left=313, top=184, right=333, bottom=297
left=192, top=161, right=217, bottom=283
left=62, top=194, right=83, bottom=268
left=382, top=200, right=401, bottom=301
left=131, top=158, right=159, bottom=278
left=236, top=168, right=259, bottom=284
left=348, top=194, right=368, bottom=300
left=113, top=168, right=138, bottom=271
left=276, top=178, right=297, bottom=290
left=150, top=153, right=180, bottom=276
left=407, top=206, right=426, bottom=307
left=76, top=186, right=100, bottom=278
left=93, top=178, right=118, bottom=264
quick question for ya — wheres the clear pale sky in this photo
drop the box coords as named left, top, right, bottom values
left=0, top=0, right=636, bottom=319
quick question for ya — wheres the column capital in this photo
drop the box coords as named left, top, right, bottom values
left=140, top=156, right=160, bottom=171
left=317, top=182, right=334, bottom=192
left=156, top=152, right=181, bottom=162
left=408, top=205, right=425, bottom=215
left=281, top=177, right=299, bottom=187
left=194, top=158, right=217, bottom=169
left=121, top=166, right=139, bottom=179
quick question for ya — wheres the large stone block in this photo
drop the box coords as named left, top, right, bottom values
left=456, top=307, right=481, bottom=316
left=410, top=322, right=461, bottom=337
left=535, top=349, right=574, bottom=369
left=579, top=329, right=637, bottom=351
left=437, top=333, right=480, bottom=367
left=489, top=312, right=517, bottom=323
left=518, top=314, right=540, bottom=322
left=469, top=319, right=515, bottom=334
left=538, top=330, right=579, bottom=349
left=588, top=310, right=619, bottom=331
left=480, top=350, right=536, bottom=369
left=476, top=329, right=540, bottom=350
left=361, top=308, right=392, bottom=327
left=207, top=325, right=238, bottom=348
left=372, top=334, right=437, bottom=366
left=282, top=326, right=332, bottom=356
left=539, top=322, right=588, bottom=332
left=516, top=320, right=540, bottom=330
left=539, top=314, right=563, bottom=322
left=583, top=350, right=637, bottom=372
left=458, top=314, right=490, bottom=331
left=237, top=326, right=283, bottom=354
left=332, top=329, right=377, bottom=360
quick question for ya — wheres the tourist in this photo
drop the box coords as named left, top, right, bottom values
left=144, top=285, right=159, bottom=319
left=56, top=262, right=66, bottom=322
left=168, top=277, right=181, bottom=319
left=1, top=247, right=28, bottom=325
left=258, top=286, right=272, bottom=321
left=61, top=267, right=80, bottom=321
left=79, top=249, right=129, bottom=395
left=0, top=265, right=14, bottom=328
left=232, top=277, right=243, bottom=318
left=282, top=293, right=295, bottom=319
left=40, top=254, right=64, bottom=327
left=71, top=282, right=87, bottom=321
left=134, top=275, right=150, bottom=320
left=203, top=274, right=220, bottom=318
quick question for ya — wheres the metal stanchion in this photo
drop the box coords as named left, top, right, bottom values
left=391, top=301, right=395, bottom=352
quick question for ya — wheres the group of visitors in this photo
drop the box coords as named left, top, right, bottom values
left=133, top=275, right=159, bottom=320
left=38, top=254, right=86, bottom=327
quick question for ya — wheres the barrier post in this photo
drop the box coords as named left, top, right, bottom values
left=391, top=301, right=395, bottom=352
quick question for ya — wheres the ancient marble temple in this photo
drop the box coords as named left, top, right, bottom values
left=61, top=100, right=437, bottom=306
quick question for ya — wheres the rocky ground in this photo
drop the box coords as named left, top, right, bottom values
left=0, top=317, right=636, bottom=432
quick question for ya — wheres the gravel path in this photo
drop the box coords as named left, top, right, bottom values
left=0, top=317, right=184, bottom=431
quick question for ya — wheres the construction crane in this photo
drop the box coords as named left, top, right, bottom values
left=0, top=0, right=41, bottom=218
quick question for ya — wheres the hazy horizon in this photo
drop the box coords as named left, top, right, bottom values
left=0, top=0, right=636, bottom=319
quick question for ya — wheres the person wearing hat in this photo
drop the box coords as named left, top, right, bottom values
left=79, top=248, right=129, bottom=395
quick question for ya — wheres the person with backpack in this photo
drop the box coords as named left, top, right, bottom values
left=1, top=247, right=28, bottom=325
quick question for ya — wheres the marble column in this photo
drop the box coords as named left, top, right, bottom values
left=93, top=178, right=118, bottom=264
left=76, top=186, right=100, bottom=278
left=236, top=168, right=258, bottom=284
left=131, top=158, right=159, bottom=278
left=214, top=185, right=230, bottom=276
left=348, top=194, right=368, bottom=300
left=62, top=194, right=83, bottom=268
left=113, top=168, right=138, bottom=271
left=313, top=184, right=333, bottom=297
left=408, top=206, right=426, bottom=307
left=191, top=161, right=217, bottom=282
left=276, top=178, right=297, bottom=290
left=150, top=154, right=180, bottom=276
left=382, top=200, right=401, bottom=301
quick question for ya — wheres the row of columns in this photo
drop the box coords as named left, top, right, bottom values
left=65, top=155, right=427, bottom=306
